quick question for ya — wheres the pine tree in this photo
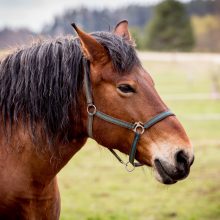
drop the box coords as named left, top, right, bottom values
left=146, top=0, right=195, bottom=51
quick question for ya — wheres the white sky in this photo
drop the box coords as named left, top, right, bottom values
left=0, top=0, right=191, bottom=32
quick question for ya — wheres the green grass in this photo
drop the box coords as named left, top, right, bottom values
left=58, top=59, right=220, bottom=220
left=146, top=61, right=217, bottom=94
left=59, top=141, right=220, bottom=220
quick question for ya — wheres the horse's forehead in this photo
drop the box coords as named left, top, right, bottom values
left=116, top=66, right=152, bottom=84
left=99, top=63, right=152, bottom=85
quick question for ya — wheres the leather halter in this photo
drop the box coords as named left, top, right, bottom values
left=83, top=58, right=175, bottom=172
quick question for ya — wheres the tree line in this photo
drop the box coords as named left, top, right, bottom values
left=42, top=0, right=220, bottom=52
left=0, top=0, right=219, bottom=51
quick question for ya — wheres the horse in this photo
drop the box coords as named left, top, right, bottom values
left=0, top=20, right=194, bottom=219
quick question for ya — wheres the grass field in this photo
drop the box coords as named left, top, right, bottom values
left=58, top=59, right=220, bottom=220
left=1, top=51, right=220, bottom=219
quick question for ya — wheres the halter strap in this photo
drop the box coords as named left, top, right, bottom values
left=83, top=58, right=175, bottom=171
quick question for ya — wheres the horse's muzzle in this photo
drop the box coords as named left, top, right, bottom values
left=154, top=150, right=194, bottom=185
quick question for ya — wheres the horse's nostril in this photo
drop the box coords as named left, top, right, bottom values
left=175, top=150, right=189, bottom=168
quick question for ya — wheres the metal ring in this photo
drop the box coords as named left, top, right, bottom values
left=125, top=161, right=135, bottom=172
left=87, top=104, right=97, bottom=116
left=133, top=122, right=145, bottom=134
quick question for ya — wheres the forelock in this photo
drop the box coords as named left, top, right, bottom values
left=91, top=32, right=141, bottom=73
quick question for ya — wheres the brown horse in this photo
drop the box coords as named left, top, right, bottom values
left=0, top=20, right=194, bottom=219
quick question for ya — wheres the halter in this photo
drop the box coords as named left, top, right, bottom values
left=83, top=58, right=175, bottom=172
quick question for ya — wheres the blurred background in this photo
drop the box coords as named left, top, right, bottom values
left=0, top=0, right=220, bottom=219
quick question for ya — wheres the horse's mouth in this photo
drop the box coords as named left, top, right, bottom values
left=154, top=159, right=177, bottom=185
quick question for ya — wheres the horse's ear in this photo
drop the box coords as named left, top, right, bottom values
left=71, top=23, right=109, bottom=65
left=114, top=20, right=132, bottom=41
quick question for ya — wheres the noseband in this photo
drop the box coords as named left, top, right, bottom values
left=83, top=58, right=175, bottom=172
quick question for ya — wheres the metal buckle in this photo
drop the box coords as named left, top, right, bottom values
left=87, top=104, right=97, bottom=116
left=133, top=122, right=145, bottom=134
left=125, top=161, right=135, bottom=172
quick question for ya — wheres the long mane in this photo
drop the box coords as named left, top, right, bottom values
left=0, top=32, right=140, bottom=144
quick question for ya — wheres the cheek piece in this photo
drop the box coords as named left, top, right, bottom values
left=83, top=58, right=175, bottom=172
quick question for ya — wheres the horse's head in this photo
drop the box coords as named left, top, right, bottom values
left=73, top=21, right=194, bottom=185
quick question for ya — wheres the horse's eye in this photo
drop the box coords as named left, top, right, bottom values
left=117, top=84, right=135, bottom=93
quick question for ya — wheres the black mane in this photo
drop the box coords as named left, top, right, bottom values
left=0, top=31, right=140, bottom=144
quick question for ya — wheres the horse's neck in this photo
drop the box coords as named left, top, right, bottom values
left=0, top=86, right=88, bottom=178
left=0, top=121, right=87, bottom=185
left=0, top=111, right=87, bottom=215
